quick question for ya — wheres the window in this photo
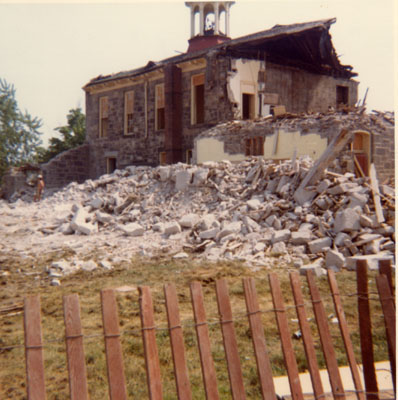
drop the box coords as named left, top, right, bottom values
left=124, top=91, right=134, bottom=135
left=242, top=93, right=255, bottom=119
left=336, top=86, right=348, bottom=108
left=99, top=96, right=109, bottom=138
left=245, top=137, right=264, bottom=156
left=107, top=157, right=117, bottom=174
left=191, top=74, right=205, bottom=124
left=155, top=84, right=165, bottom=130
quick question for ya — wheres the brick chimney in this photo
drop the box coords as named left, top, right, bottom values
left=185, top=1, right=235, bottom=53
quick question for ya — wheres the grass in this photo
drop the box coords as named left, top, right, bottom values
left=0, top=250, right=393, bottom=399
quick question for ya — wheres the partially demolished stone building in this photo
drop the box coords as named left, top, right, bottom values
left=39, top=1, right=393, bottom=189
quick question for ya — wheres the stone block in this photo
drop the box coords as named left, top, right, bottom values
left=175, top=170, right=192, bottom=191
left=90, top=196, right=103, bottom=209
left=120, top=222, right=145, bottom=236
left=271, top=241, right=286, bottom=254
left=164, top=221, right=182, bottom=236
left=158, top=166, right=171, bottom=181
left=218, top=221, right=242, bottom=240
left=325, top=249, right=345, bottom=270
left=308, top=237, right=332, bottom=253
left=247, top=199, right=262, bottom=210
left=333, top=208, right=361, bottom=233
left=272, top=229, right=291, bottom=244
left=290, top=230, right=312, bottom=245
left=179, top=213, right=200, bottom=228
left=193, top=168, right=209, bottom=185
left=333, top=232, right=350, bottom=247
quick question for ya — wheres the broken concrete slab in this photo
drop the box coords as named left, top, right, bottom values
left=333, top=208, right=361, bottom=233
left=120, top=222, right=145, bottom=237
left=309, top=237, right=332, bottom=253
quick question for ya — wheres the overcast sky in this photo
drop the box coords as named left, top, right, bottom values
left=0, top=0, right=395, bottom=146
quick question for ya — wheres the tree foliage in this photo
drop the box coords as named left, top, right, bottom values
left=37, top=107, right=86, bottom=163
left=0, top=78, right=42, bottom=181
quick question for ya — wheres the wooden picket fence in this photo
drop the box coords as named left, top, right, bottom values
left=23, top=259, right=395, bottom=400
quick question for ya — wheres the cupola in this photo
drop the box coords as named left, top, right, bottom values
left=185, top=1, right=235, bottom=53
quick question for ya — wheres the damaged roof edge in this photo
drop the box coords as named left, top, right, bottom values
left=83, top=17, right=355, bottom=90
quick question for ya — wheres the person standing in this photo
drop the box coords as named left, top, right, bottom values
left=34, top=174, right=45, bottom=201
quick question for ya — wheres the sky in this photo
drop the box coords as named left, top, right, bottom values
left=0, top=0, right=396, bottom=147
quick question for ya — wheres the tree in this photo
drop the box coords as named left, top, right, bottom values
left=37, top=107, right=86, bottom=163
left=0, top=78, right=42, bottom=182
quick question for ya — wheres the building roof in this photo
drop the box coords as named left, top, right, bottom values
left=83, top=18, right=356, bottom=91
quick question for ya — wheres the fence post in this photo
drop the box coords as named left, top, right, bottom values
left=216, top=279, right=247, bottom=400
left=289, top=272, right=325, bottom=400
left=63, top=294, right=89, bottom=400
left=306, top=269, right=346, bottom=400
left=375, top=274, right=396, bottom=395
left=101, top=288, right=127, bottom=400
left=24, top=295, right=47, bottom=400
left=243, top=277, right=277, bottom=400
left=164, top=283, right=192, bottom=400
left=139, top=286, right=163, bottom=400
left=327, top=270, right=365, bottom=400
left=268, top=273, right=304, bottom=400
left=190, top=281, right=220, bottom=400
left=357, top=260, right=379, bottom=400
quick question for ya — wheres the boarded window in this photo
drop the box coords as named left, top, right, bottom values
left=192, top=74, right=205, bottom=124
left=99, top=97, right=109, bottom=138
left=124, top=91, right=134, bottom=135
left=245, top=137, right=264, bottom=156
left=155, top=84, right=165, bottom=130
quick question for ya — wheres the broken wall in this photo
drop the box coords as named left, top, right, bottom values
left=41, top=144, right=90, bottom=188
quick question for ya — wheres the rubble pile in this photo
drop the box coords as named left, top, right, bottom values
left=1, top=156, right=394, bottom=282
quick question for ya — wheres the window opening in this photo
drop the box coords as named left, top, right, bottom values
left=159, top=152, right=167, bottom=165
left=192, top=74, right=205, bottom=124
left=186, top=149, right=193, bottom=164
left=242, top=93, right=255, bottom=120
left=124, top=91, right=134, bottom=135
left=107, top=157, right=117, bottom=174
left=155, top=84, right=165, bottom=130
left=336, top=86, right=348, bottom=108
left=99, top=97, right=109, bottom=138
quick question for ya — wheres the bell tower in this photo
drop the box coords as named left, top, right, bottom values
left=185, top=1, right=235, bottom=53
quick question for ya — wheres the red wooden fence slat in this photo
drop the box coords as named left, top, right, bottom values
left=164, top=283, right=192, bottom=400
left=242, top=277, right=277, bottom=400
left=24, top=295, right=47, bottom=400
left=378, top=259, right=394, bottom=297
left=101, top=289, right=127, bottom=400
left=375, top=274, right=396, bottom=394
left=356, top=260, right=379, bottom=400
left=306, top=270, right=346, bottom=400
left=327, top=270, right=365, bottom=400
left=289, top=272, right=325, bottom=400
left=215, top=279, right=247, bottom=400
left=268, top=273, right=304, bottom=400
left=63, top=294, right=89, bottom=400
left=190, top=281, right=220, bottom=400
left=139, top=286, right=163, bottom=400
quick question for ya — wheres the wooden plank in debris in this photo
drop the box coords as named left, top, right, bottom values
left=243, top=278, right=277, bottom=400
left=63, top=294, right=89, bottom=400
left=215, top=279, right=247, bottom=400
left=101, top=289, right=127, bottom=400
left=356, top=260, right=379, bottom=400
left=327, top=270, right=365, bottom=400
left=294, top=128, right=354, bottom=204
left=375, top=274, right=396, bottom=394
left=24, top=295, right=47, bottom=400
left=306, top=270, right=346, bottom=400
left=139, top=286, right=163, bottom=400
left=190, top=282, right=220, bottom=400
left=369, top=163, right=385, bottom=224
left=268, top=273, right=304, bottom=400
left=164, top=283, right=192, bottom=400
left=289, top=272, right=325, bottom=400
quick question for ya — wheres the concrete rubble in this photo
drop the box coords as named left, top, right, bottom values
left=0, top=155, right=395, bottom=282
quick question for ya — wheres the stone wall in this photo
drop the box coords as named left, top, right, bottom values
left=264, top=62, right=358, bottom=113
left=372, top=125, right=395, bottom=182
left=41, top=144, right=90, bottom=188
